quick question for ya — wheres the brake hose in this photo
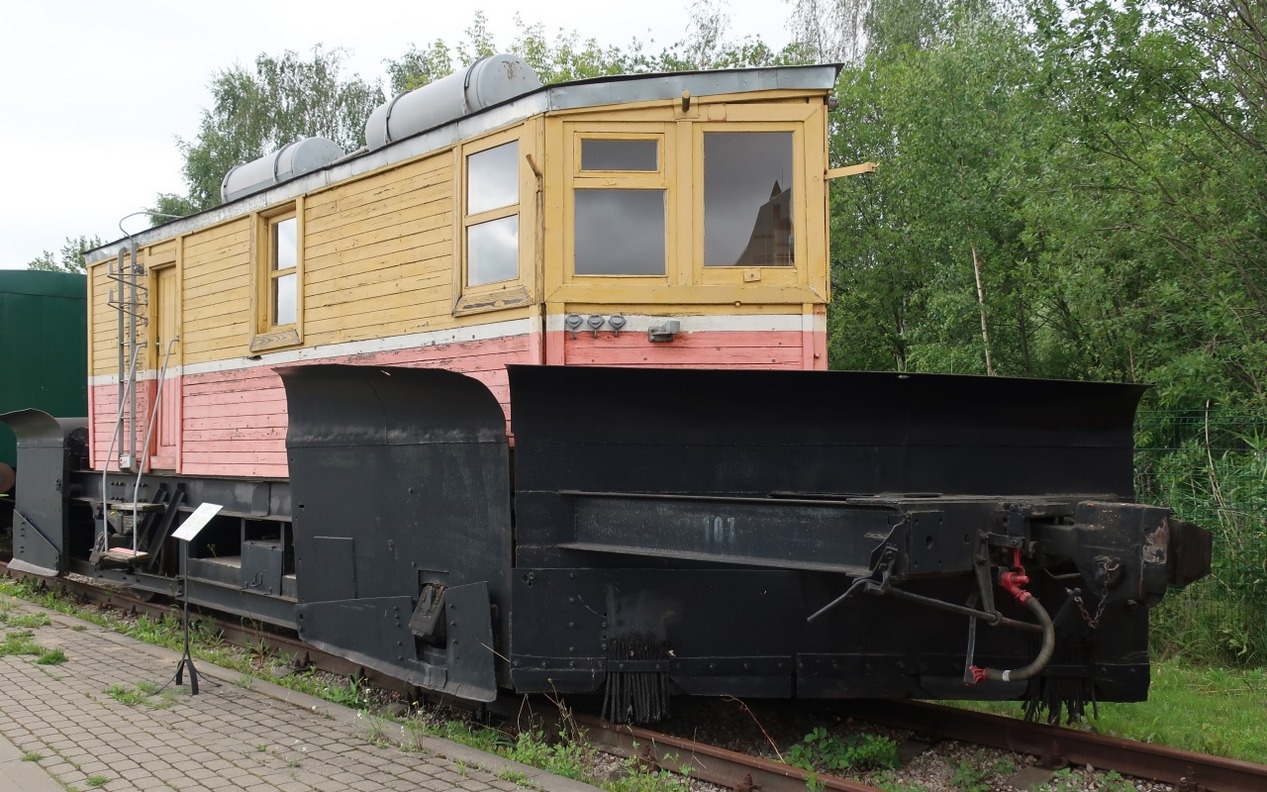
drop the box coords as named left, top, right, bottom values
left=968, top=549, right=1057, bottom=684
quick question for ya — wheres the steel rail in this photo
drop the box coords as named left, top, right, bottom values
left=847, top=700, right=1267, bottom=792
left=575, top=714, right=885, bottom=792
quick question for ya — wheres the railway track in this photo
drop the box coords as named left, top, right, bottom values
left=7, top=565, right=1265, bottom=792
left=846, top=700, right=1267, bottom=792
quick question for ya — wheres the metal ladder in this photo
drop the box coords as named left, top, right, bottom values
left=98, top=243, right=150, bottom=565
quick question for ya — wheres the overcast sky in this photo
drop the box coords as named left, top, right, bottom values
left=0, top=0, right=797, bottom=269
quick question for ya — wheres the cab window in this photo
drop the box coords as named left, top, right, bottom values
left=703, top=131, right=794, bottom=267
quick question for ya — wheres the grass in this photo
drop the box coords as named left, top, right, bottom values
left=1, top=612, right=51, bottom=628
left=36, top=648, right=68, bottom=665
left=1087, top=661, right=1267, bottom=761
left=0, top=629, right=46, bottom=657
left=951, top=658, right=1267, bottom=764
left=104, top=682, right=175, bottom=710
left=105, top=683, right=150, bottom=706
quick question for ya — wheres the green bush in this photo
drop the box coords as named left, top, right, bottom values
left=1137, top=411, right=1267, bottom=665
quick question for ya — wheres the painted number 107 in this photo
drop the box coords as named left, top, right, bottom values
left=705, top=516, right=736, bottom=544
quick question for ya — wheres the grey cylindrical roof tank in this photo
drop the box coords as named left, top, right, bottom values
left=365, top=55, right=542, bottom=151
left=220, top=136, right=346, bottom=204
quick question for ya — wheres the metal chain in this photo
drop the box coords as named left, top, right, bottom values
left=1072, top=578, right=1110, bottom=629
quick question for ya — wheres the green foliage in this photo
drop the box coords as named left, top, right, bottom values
left=786, top=726, right=900, bottom=774
left=27, top=234, right=102, bottom=273
left=35, top=648, right=67, bottom=665
left=319, top=674, right=372, bottom=709
left=105, top=683, right=149, bottom=706
left=2, top=612, right=51, bottom=628
left=0, top=630, right=45, bottom=657
left=869, top=773, right=928, bottom=792
left=504, top=729, right=590, bottom=780
left=387, top=39, right=453, bottom=94
left=105, top=681, right=175, bottom=710
left=950, top=759, right=989, bottom=792
left=1137, top=411, right=1267, bottom=663
left=169, top=45, right=384, bottom=215
left=606, top=752, right=693, bottom=792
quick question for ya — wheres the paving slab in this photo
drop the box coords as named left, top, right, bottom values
left=0, top=594, right=601, bottom=791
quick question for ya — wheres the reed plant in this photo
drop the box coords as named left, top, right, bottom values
left=1136, top=411, right=1267, bottom=665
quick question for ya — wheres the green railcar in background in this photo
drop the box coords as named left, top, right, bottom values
left=1, top=270, right=87, bottom=528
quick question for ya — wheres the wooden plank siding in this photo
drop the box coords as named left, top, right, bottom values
left=88, top=379, right=155, bottom=470
left=83, top=87, right=835, bottom=480
left=88, top=331, right=537, bottom=477
left=180, top=217, right=253, bottom=363
left=302, top=153, right=457, bottom=346
left=555, top=329, right=815, bottom=368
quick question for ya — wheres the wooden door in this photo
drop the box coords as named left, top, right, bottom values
left=150, top=266, right=180, bottom=470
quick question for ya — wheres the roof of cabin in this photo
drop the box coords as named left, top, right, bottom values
left=85, top=63, right=842, bottom=264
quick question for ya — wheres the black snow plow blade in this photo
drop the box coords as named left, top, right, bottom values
left=279, top=365, right=511, bottom=703
left=507, top=365, right=1147, bottom=499
left=1, top=409, right=87, bottom=577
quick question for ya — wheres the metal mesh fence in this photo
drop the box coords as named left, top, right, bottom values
left=1133, top=409, right=1267, bottom=664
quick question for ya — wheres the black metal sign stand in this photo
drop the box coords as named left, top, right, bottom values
left=170, top=502, right=223, bottom=696
left=174, top=539, right=199, bottom=694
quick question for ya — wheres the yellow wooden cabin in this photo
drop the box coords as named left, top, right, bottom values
left=83, top=56, right=843, bottom=479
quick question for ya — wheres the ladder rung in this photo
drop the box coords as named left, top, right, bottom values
left=102, top=548, right=149, bottom=562
left=109, top=502, right=167, bottom=513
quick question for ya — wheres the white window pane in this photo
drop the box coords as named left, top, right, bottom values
left=467, top=215, right=519, bottom=286
left=274, top=217, right=297, bottom=270
left=704, top=132, right=794, bottom=267
left=274, top=272, right=297, bottom=325
left=468, top=142, right=519, bottom=215
left=575, top=190, right=666, bottom=275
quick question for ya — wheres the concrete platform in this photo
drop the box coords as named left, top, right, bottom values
left=0, top=594, right=600, bottom=791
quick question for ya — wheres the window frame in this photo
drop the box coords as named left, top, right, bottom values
left=565, top=127, right=673, bottom=282
left=454, top=128, right=532, bottom=316
left=250, top=201, right=304, bottom=353
left=691, top=121, right=806, bottom=287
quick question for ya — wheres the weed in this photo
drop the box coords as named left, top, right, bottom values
left=497, top=768, right=529, bottom=783
left=606, top=753, right=692, bottom=792
left=1097, top=770, right=1137, bottom=792
left=950, top=759, right=990, bottom=792
left=402, top=717, right=427, bottom=752
left=234, top=675, right=253, bottom=689
left=4, top=612, right=51, bottom=628
left=20, top=751, right=42, bottom=762
left=358, top=712, right=388, bottom=745
left=786, top=726, right=900, bottom=774
left=86, top=774, right=109, bottom=787
left=104, top=683, right=173, bottom=710
left=322, top=675, right=369, bottom=709
left=35, top=648, right=67, bottom=665
left=869, top=771, right=930, bottom=792
left=505, top=729, right=590, bottom=780
left=135, top=680, right=160, bottom=695
left=105, top=684, right=148, bottom=706
left=0, top=630, right=45, bottom=657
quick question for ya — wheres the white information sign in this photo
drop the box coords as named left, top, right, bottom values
left=172, top=503, right=224, bottom=542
